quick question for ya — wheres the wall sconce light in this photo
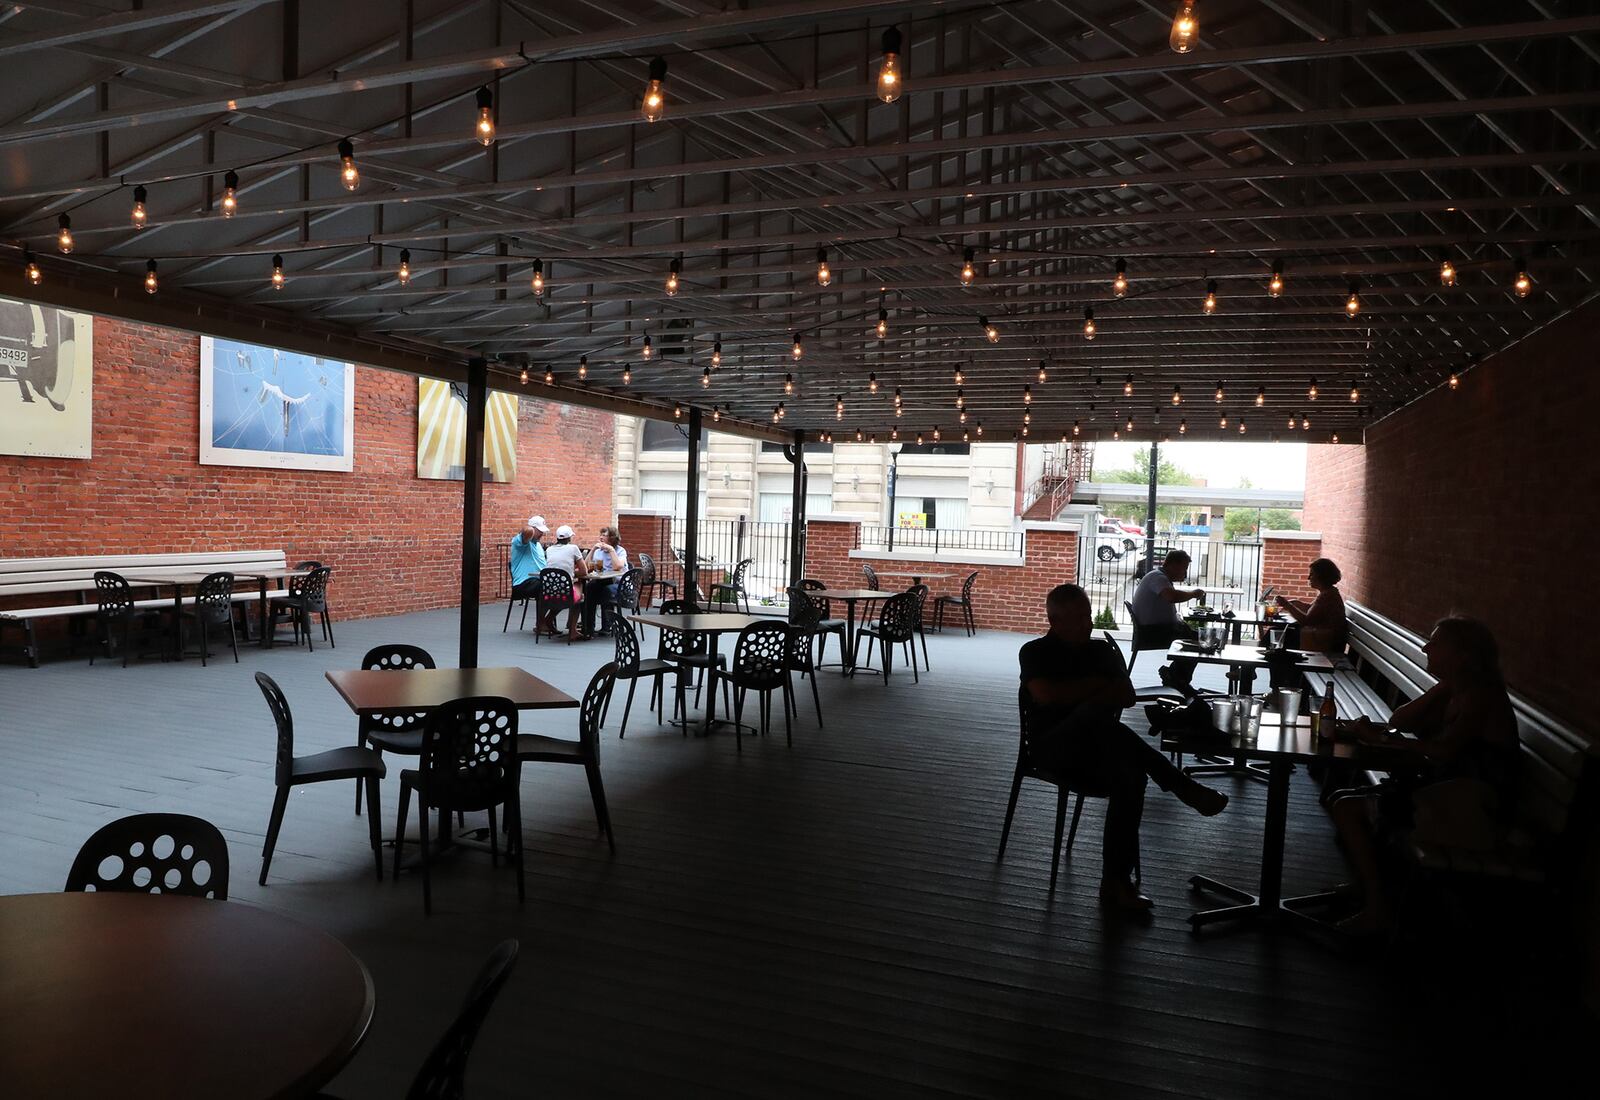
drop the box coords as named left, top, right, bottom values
left=984, top=474, right=996, bottom=495
left=721, top=470, right=732, bottom=489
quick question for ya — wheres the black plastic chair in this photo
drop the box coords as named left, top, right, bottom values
left=636, top=551, right=676, bottom=608
left=533, top=567, right=579, bottom=644
left=517, top=664, right=617, bottom=852
left=89, top=570, right=164, bottom=667
left=394, top=696, right=524, bottom=915
left=998, top=686, right=1139, bottom=890
left=908, top=582, right=932, bottom=671
left=610, top=617, right=677, bottom=738
left=728, top=622, right=792, bottom=751
left=267, top=565, right=332, bottom=651
left=353, top=644, right=436, bottom=817
left=932, top=570, right=980, bottom=636
left=403, top=940, right=520, bottom=1100
left=181, top=570, right=239, bottom=665
left=605, top=567, right=641, bottom=635
left=294, top=560, right=335, bottom=645
left=862, top=562, right=881, bottom=591
left=657, top=598, right=728, bottom=716
left=783, top=586, right=826, bottom=726
left=855, top=591, right=920, bottom=683
left=65, top=813, right=229, bottom=899
left=709, top=557, right=754, bottom=613
left=255, top=672, right=386, bottom=885
left=798, top=577, right=846, bottom=668
left=502, top=556, right=536, bottom=633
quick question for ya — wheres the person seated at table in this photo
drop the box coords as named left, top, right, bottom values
left=1326, top=616, right=1521, bottom=935
left=508, top=516, right=549, bottom=601
left=1280, top=557, right=1348, bottom=654
left=538, top=525, right=589, bottom=638
left=1020, top=583, right=1229, bottom=914
left=581, top=526, right=629, bottom=636
left=1130, top=549, right=1206, bottom=690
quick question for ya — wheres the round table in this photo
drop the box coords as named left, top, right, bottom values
left=0, top=892, right=375, bottom=1099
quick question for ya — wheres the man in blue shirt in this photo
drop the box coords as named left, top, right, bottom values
left=509, top=516, right=548, bottom=598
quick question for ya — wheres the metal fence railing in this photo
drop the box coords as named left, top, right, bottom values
left=1077, top=534, right=1264, bottom=629
left=856, top=525, right=1025, bottom=556
left=668, top=518, right=795, bottom=605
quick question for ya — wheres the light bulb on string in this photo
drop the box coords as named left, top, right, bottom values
left=1179, top=418, right=1187, bottom=435
left=1123, top=374, right=1134, bottom=398
left=641, top=334, right=653, bottom=360
left=712, top=405, right=721, bottom=423
left=622, top=366, right=632, bottom=385
left=665, top=258, right=680, bottom=297
left=1113, top=427, right=1120, bottom=441
left=1349, top=382, right=1360, bottom=403
left=1288, top=413, right=1297, bottom=430
left=835, top=394, right=845, bottom=421
left=544, top=367, right=555, bottom=385
left=131, top=185, right=148, bottom=228
left=1308, top=378, right=1319, bottom=400
left=894, top=386, right=903, bottom=406
left=1268, top=260, right=1283, bottom=297
left=1513, top=258, right=1532, bottom=298
left=1125, top=413, right=1134, bottom=433
left=711, top=340, right=721, bottom=368
left=1073, top=420, right=1081, bottom=436
left=1345, top=281, right=1361, bottom=318
left=891, top=426, right=899, bottom=441
left=1172, top=384, right=1183, bottom=406
left=1239, top=420, right=1247, bottom=434
left=1440, top=257, right=1456, bottom=287
left=1301, top=414, right=1310, bottom=431
left=869, top=372, right=878, bottom=394
left=916, top=433, right=924, bottom=445
left=959, top=408, right=967, bottom=425
left=397, top=249, right=411, bottom=285
left=784, top=373, right=795, bottom=396
left=1256, top=386, right=1266, bottom=406
left=1448, top=371, right=1459, bottom=390
left=791, top=333, right=803, bottom=361
left=56, top=214, right=73, bottom=253
left=1331, top=431, right=1340, bottom=444
left=519, top=366, right=529, bottom=384
left=953, top=364, right=964, bottom=386
left=932, top=425, right=941, bottom=442
left=1038, top=360, right=1048, bottom=383
left=955, top=388, right=965, bottom=410
left=1113, top=258, right=1128, bottom=298
left=143, top=259, right=158, bottom=294
left=979, top=315, right=999, bottom=343
left=578, top=355, right=588, bottom=380
left=701, top=366, right=711, bottom=388
left=877, top=27, right=903, bottom=104
left=474, top=86, right=495, bottom=145
left=1021, top=384, right=1031, bottom=405
left=1202, top=279, right=1217, bottom=314
left=1214, top=380, right=1225, bottom=402
left=815, top=247, right=831, bottom=287
left=1219, top=410, right=1228, bottom=429
left=23, top=248, right=41, bottom=285
left=270, top=254, right=284, bottom=290
left=530, top=259, right=545, bottom=297
left=959, top=246, right=975, bottom=287
left=976, top=422, right=983, bottom=439
left=337, top=139, right=359, bottom=191
left=1083, top=306, right=1096, bottom=340
left=642, top=57, right=668, bottom=123
left=857, top=428, right=865, bottom=443
left=1170, top=2, right=1198, bottom=53
left=673, top=403, right=682, bottom=420
left=876, top=307, right=888, bottom=339
left=220, top=169, right=238, bottom=217
left=963, top=429, right=970, bottom=443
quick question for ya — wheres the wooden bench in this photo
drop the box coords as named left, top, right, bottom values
left=1305, top=602, right=1596, bottom=889
left=0, top=551, right=293, bottom=667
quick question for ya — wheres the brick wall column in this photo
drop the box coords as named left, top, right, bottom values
left=617, top=509, right=673, bottom=603
left=800, top=516, right=861, bottom=589
left=1260, top=530, right=1322, bottom=603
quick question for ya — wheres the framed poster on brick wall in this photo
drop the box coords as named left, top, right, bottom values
left=0, top=294, right=94, bottom=459
left=416, top=377, right=517, bottom=482
left=198, top=335, right=355, bottom=471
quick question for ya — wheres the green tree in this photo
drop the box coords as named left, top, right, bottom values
left=1259, top=507, right=1302, bottom=532
left=1095, top=449, right=1200, bottom=530
left=1224, top=508, right=1259, bottom=541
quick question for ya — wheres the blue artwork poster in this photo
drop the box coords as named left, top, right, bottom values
left=198, top=336, right=355, bottom=471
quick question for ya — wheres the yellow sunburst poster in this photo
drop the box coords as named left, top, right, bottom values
left=416, top=377, right=518, bottom=482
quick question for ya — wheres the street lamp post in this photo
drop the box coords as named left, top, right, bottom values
left=886, top=441, right=903, bottom=553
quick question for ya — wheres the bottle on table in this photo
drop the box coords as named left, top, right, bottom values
left=1311, top=683, right=1337, bottom=745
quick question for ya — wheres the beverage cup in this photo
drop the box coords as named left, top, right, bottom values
left=1273, top=689, right=1301, bottom=722
left=1209, top=698, right=1236, bottom=733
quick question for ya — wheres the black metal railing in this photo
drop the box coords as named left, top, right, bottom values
left=1077, top=533, right=1264, bottom=628
left=856, top=525, right=1025, bottom=556
left=668, top=517, right=795, bottom=605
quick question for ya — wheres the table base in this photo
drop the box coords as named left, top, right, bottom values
left=1188, top=875, right=1344, bottom=933
left=1183, top=757, right=1273, bottom=785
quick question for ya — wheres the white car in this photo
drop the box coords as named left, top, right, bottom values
left=1093, top=520, right=1140, bottom=561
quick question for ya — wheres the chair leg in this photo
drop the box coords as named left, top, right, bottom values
left=259, top=785, right=290, bottom=885
left=303, top=606, right=315, bottom=652
left=997, top=766, right=1025, bottom=858
left=1065, top=792, right=1085, bottom=854
left=364, top=775, right=383, bottom=880
left=486, top=804, right=499, bottom=868
left=503, top=596, right=515, bottom=632
left=619, top=677, right=638, bottom=739
left=907, top=641, right=919, bottom=684
left=733, top=688, right=744, bottom=754
left=228, top=614, right=239, bottom=663
left=808, top=665, right=823, bottom=726
left=781, top=681, right=793, bottom=746
left=393, top=778, right=413, bottom=881
left=509, top=789, right=526, bottom=902
left=418, top=796, right=432, bottom=915
left=1050, top=789, right=1068, bottom=891
left=918, top=628, right=930, bottom=670
left=965, top=602, right=975, bottom=637
left=584, top=762, right=615, bottom=852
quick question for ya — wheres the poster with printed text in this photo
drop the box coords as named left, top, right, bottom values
left=0, top=294, right=94, bottom=459
left=199, top=335, right=355, bottom=471
left=416, top=377, right=518, bottom=482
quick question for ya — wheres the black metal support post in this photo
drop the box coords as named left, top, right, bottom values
left=886, top=447, right=900, bottom=553
left=785, top=430, right=806, bottom=588
left=684, top=406, right=702, bottom=608
left=1144, top=439, right=1159, bottom=573
left=458, top=357, right=488, bottom=668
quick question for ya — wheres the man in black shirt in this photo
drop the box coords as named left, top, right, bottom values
left=1019, top=583, right=1228, bottom=912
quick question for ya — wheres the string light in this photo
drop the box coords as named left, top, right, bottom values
left=220, top=169, right=238, bottom=217
left=1219, top=410, right=1228, bottom=428
left=56, top=214, right=72, bottom=253
left=23, top=248, right=41, bottom=285
left=891, top=426, right=899, bottom=441
left=1172, top=384, right=1183, bottom=406
left=963, top=429, right=970, bottom=443
left=1021, top=384, right=1031, bottom=406
left=1113, top=427, right=1120, bottom=441
left=474, top=86, right=495, bottom=145
left=544, top=366, right=555, bottom=385
left=869, top=372, right=879, bottom=394
left=1123, top=374, right=1134, bottom=398
left=979, top=315, right=999, bottom=343
left=1331, top=431, right=1340, bottom=443
left=1256, top=386, right=1266, bottom=407
left=877, top=27, right=903, bottom=103
left=711, top=340, right=721, bottom=368
left=1308, top=378, right=1319, bottom=400
left=1239, top=420, right=1247, bottom=434
left=816, top=247, right=831, bottom=287
left=642, top=57, right=668, bottom=123
left=1349, top=382, right=1360, bottom=402
left=959, top=246, right=976, bottom=287
left=876, top=307, right=888, bottom=339
left=932, top=425, right=941, bottom=442
left=673, top=402, right=682, bottom=420
left=835, top=394, right=845, bottom=420
left=1038, top=360, right=1048, bottom=383
left=520, top=365, right=529, bottom=384
left=641, top=334, right=653, bottom=360
left=1513, top=258, right=1532, bottom=298
left=1345, top=280, right=1361, bottom=318
left=791, top=333, right=803, bottom=360
left=894, top=386, right=903, bottom=406
left=1214, top=380, right=1225, bottom=402
left=530, top=259, right=545, bottom=297
left=955, top=388, right=966, bottom=410
left=396, top=249, right=412, bottom=285
left=712, top=405, right=722, bottom=423
left=1125, top=413, right=1134, bottom=433
left=270, top=254, right=285, bottom=290
left=1448, top=371, right=1459, bottom=390
left=1288, top=413, right=1297, bottom=430
left=1301, top=414, right=1310, bottom=430
left=666, top=258, right=680, bottom=296
left=857, top=427, right=865, bottom=442
left=131, top=185, right=148, bottom=229
left=1113, top=258, right=1128, bottom=297
left=784, top=373, right=795, bottom=395
left=1440, top=257, right=1456, bottom=287
left=1083, top=306, right=1096, bottom=340
left=953, top=365, right=964, bottom=385
left=1179, top=418, right=1187, bottom=435
left=1202, top=279, right=1217, bottom=314
left=916, top=433, right=925, bottom=445
left=1021, top=425, right=1029, bottom=438
left=622, top=366, right=632, bottom=384
left=337, top=138, right=359, bottom=191
left=143, top=259, right=158, bottom=294
left=1073, top=420, right=1081, bottom=436
left=578, top=355, right=588, bottom=380
left=1170, top=2, right=1199, bottom=53
left=1268, top=260, right=1283, bottom=297
left=976, top=422, right=983, bottom=439
left=701, top=366, right=712, bottom=388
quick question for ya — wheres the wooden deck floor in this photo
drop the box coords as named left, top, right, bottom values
left=0, top=610, right=1582, bottom=1097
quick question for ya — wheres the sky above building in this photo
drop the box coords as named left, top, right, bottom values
left=1089, top=441, right=1308, bottom=491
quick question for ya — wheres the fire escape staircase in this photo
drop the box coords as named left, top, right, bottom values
left=1021, top=442, right=1092, bottom=521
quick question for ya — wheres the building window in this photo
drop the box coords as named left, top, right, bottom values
left=757, top=474, right=831, bottom=521
left=639, top=470, right=705, bottom=518
left=641, top=421, right=707, bottom=452
left=895, top=442, right=969, bottom=456
left=892, top=496, right=969, bottom=529
left=760, top=441, right=834, bottom=455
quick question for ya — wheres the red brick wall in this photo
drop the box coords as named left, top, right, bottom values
left=1261, top=534, right=1323, bottom=604
left=803, top=518, right=1078, bottom=633
left=616, top=511, right=672, bottom=604
left=1303, top=302, right=1598, bottom=729
left=1, top=316, right=613, bottom=627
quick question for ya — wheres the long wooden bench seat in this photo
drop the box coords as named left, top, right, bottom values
left=1305, top=602, right=1596, bottom=889
left=1, top=550, right=290, bottom=666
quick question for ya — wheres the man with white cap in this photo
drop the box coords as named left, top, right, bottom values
left=509, top=516, right=549, bottom=598
left=540, top=525, right=590, bottom=639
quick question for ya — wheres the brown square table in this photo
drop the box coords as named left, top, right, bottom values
left=325, top=666, right=577, bottom=716
left=625, top=611, right=766, bottom=736
left=125, top=568, right=310, bottom=654
left=806, top=589, right=886, bottom=675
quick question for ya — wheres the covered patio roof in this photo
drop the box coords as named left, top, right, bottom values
left=2, top=0, right=1597, bottom=444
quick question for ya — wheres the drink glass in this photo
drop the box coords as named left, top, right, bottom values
left=1273, top=688, right=1301, bottom=722
left=1231, top=695, right=1261, bottom=746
